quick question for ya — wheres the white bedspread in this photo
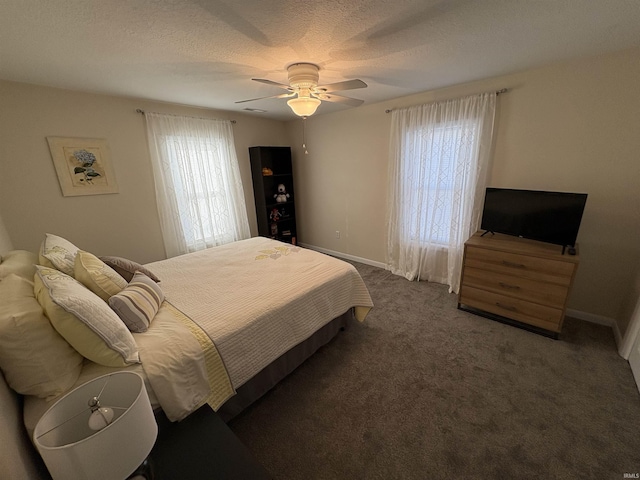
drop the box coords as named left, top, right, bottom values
left=24, top=238, right=373, bottom=428
left=25, top=302, right=211, bottom=428
left=146, top=237, right=373, bottom=390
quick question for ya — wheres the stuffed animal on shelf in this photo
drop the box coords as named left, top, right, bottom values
left=274, top=184, right=290, bottom=203
left=270, top=208, right=281, bottom=222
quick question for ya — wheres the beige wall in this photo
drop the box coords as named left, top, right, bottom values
left=0, top=80, right=288, bottom=263
left=286, top=47, right=640, bottom=333
left=0, top=211, right=13, bottom=254
left=619, top=267, right=640, bottom=349
left=2, top=47, right=639, bottom=334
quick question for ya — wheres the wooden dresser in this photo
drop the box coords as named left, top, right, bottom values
left=458, top=232, right=579, bottom=337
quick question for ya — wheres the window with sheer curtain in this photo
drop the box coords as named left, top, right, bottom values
left=145, top=112, right=250, bottom=258
left=387, top=93, right=496, bottom=293
left=404, top=120, right=478, bottom=246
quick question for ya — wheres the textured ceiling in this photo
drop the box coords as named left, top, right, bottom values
left=1, top=0, right=639, bottom=120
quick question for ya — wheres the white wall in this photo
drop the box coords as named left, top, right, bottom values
left=0, top=80, right=288, bottom=263
left=286, top=47, right=640, bottom=335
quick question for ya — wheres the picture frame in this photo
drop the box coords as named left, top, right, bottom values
left=47, top=137, right=119, bottom=196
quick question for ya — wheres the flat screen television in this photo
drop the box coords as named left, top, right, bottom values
left=480, top=188, right=587, bottom=249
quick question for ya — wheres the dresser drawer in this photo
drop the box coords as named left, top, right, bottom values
left=459, top=285, right=563, bottom=332
left=464, top=245, right=574, bottom=286
left=462, top=267, right=569, bottom=308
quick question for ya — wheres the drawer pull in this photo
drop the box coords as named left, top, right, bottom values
left=502, top=260, right=526, bottom=269
left=498, top=282, right=520, bottom=290
left=496, top=302, right=518, bottom=312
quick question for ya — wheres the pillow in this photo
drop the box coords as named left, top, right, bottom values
left=39, top=233, right=79, bottom=276
left=0, top=250, right=38, bottom=280
left=0, top=274, right=83, bottom=399
left=109, top=272, right=164, bottom=333
left=75, top=250, right=127, bottom=301
left=34, top=266, right=140, bottom=367
left=99, top=256, right=161, bottom=283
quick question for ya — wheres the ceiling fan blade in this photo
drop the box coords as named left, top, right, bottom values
left=251, top=78, right=292, bottom=90
left=314, top=93, right=364, bottom=107
left=314, top=79, right=367, bottom=93
left=235, top=92, right=294, bottom=104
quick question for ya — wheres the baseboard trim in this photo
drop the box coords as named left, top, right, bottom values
left=296, top=246, right=626, bottom=350
left=566, top=308, right=622, bottom=348
left=299, top=243, right=386, bottom=270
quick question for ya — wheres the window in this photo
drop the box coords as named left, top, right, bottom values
left=402, top=121, right=477, bottom=245
left=165, top=136, right=240, bottom=248
left=387, top=93, right=496, bottom=290
left=145, top=113, right=250, bottom=258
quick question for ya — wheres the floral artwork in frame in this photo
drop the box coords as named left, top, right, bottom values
left=47, top=137, right=119, bottom=196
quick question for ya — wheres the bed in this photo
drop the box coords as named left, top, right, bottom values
left=0, top=233, right=373, bottom=478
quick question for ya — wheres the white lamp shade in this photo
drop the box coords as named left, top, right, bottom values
left=287, top=96, right=321, bottom=117
left=33, top=372, right=158, bottom=480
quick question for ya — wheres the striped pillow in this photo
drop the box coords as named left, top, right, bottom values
left=108, top=272, right=164, bottom=333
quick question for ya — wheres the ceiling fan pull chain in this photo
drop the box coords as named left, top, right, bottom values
left=302, top=117, right=309, bottom=155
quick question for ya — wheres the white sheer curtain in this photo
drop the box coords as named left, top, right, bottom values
left=386, top=92, right=496, bottom=293
left=145, top=112, right=250, bottom=258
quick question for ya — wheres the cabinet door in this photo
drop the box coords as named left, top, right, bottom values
left=626, top=294, right=640, bottom=393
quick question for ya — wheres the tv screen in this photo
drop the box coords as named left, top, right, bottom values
left=480, top=188, right=587, bottom=247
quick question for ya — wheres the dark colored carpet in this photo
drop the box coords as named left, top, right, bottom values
left=229, top=262, right=640, bottom=479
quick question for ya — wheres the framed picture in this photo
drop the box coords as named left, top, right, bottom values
left=47, top=137, right=119, bottom=196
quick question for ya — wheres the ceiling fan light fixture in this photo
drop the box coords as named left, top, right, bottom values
left=287, top=63, right=320, bottom=89
left=238, top=62, right=366, bottom=116
left=287, top=96, right=321, bottom=117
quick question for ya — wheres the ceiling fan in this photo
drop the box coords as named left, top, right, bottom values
left=236, top=63, right=367, bottom=117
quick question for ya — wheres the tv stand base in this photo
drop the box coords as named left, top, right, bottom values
left=458, top=303, right=559, bottom=339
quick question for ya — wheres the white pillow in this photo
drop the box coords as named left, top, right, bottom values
left=0, top=274, right=83, bottom=399
left=34, top=266, right=140, bottom=367
left=38, top=233, right=79, bottom=277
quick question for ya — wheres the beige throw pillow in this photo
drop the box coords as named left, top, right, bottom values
left=75, top=250, right=127, bottom=301
left=0, top=274, right=83, bottom=399
left=0, top=250, right=38, bottom=281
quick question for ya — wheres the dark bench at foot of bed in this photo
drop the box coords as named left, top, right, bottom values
left=151, top=405, right=271, bottom=480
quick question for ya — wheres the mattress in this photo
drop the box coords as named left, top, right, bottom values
left=146, top=237, right=372, bottom=390
left=25, top=237, right=373, bottom=426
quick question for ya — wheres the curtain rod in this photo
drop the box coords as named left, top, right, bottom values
left=136, top=109, right=236, bottom=124
left=384, top=88, right=508, bottom=114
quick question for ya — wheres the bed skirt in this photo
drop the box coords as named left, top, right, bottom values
left=217, top=309, right=352, bottom=422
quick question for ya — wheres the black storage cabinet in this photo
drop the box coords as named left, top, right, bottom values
left=249, top=146, right=297, bottom=244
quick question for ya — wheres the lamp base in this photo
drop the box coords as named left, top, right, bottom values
left=127, top=457, right=154, bottom=480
